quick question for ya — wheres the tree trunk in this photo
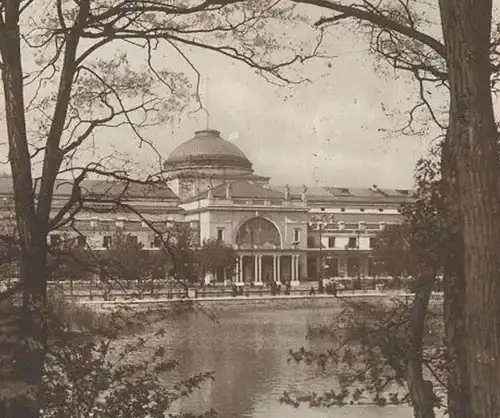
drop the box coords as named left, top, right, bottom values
left=439, top=1, right=500, bottom=416
left=441, top=135, right=471, bottom=418
left=406, top=272, right=436, bottom=418
left=0, top=3, right=48, bottom=417
left=0, top=250, right=48, bottom=418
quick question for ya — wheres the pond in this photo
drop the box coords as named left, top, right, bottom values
left=143, top=302, right=438, bottom=418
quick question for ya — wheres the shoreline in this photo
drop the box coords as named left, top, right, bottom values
left=75, top=291, right=444, bottom=312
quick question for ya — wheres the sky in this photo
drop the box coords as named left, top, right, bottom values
left=133, top=31, right=436, bottom=190
left=0, top=2, right=442, bottom=190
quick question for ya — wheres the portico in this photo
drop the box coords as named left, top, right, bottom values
left=235, top=252, right=301, bottom=285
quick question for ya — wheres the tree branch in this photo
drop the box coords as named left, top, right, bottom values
left=302, top=0, right=446, bottom=58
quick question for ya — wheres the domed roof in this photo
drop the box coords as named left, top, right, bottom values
left=164, top=129, right=253, bottom=172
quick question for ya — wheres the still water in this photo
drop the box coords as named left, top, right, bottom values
left=149, top=303, right=419, bottom=418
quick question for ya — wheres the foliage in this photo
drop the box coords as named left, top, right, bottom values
left=283, top=154, right=447, bottom=416
left=47, top=288, right=109, bottom=332
left=0, top=0, right=323, bottom=412
left=42, top=299, right=217, bottom=418
left=283, top=298, right=446, bottom=408
left=98, top=230, right=164, bottom=283
left=195, top=239, right=237, bottom=277
left=160, top=223, right=200, bottom=286
left=371, top=224, right=412, bottom=279
left=49, top=236, right=95, bottom=282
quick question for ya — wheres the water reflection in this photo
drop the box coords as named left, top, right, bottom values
left=155, top=304, right=417, bottom=418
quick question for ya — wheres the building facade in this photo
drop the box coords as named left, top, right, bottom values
left=0, top=129, right=413, bottom=285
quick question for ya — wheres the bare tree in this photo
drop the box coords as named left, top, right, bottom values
left=274, top=1, right=500, bottom=417
left=284, top=154, right=446, bottom=418
left=0, top=1, right=324, bottom=416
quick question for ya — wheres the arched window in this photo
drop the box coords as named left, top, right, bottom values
left=236, top=217, right=281, bottom=248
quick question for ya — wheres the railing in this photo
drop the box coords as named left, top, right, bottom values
left=49, top=280, right=440, bottom=303
left=58, top=286, right=315, bottom=301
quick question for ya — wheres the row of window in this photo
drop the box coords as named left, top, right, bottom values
left=49, top=234, right=164, bottom=249
left=307, top=236, right=377, bottom=249
left=319, top=207, right=386, bottom=213
left=50, top=234, right=87, bottom=247
left=50, top=232, right=376, bottom=250
left=217, top=228, right=303, bottom=243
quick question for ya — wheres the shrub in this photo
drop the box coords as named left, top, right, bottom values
left=43, top=292, right=215, bottom=418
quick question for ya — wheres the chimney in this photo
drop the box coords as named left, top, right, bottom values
left=207, top=184, right=214, bottom=200
left=284, top=184, right=290, bottom=200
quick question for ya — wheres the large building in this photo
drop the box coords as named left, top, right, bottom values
left=0, top=129, right=414, bottom=285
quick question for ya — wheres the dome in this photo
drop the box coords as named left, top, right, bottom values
left=164, top=129, right=253, bottom=174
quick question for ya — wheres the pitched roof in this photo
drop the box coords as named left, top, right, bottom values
left=269, top=185, right=414, bottom=202
left=170, top=171, right=270, bottom=182
left=184, top=180, right=284, bottom=203
left=0, top=177, right=178, bottom=200
left=333, top=213, right=402, bottom=223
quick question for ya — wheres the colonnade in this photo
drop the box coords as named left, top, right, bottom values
left=235, top=253, right=301, bottom=285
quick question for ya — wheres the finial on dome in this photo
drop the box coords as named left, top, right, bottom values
left=194, top=129, right=220, bottom=137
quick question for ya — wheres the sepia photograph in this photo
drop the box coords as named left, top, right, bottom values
left=0, top=1, right=497, bottom=418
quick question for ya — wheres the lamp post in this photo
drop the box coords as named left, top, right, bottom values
left=355, top=227, right=366, bottom=291
left=344, top=228, right=363, bottom=290
left=318, top=221, right=324, bottom=293
left=357, top=229, right=361, bottom=281
left=314, top=214, right=334, bottom=292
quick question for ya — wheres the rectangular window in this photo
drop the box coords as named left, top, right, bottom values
left=307, top=237, right=315, bottom=248
left=152, top=235, right=162, bottom=248
left=50, top=234, right=61, bottom=246
left=370, top=237, right=377, bottom=248
left=128, top=235, right=138, bottom=245
left=217, top=228, right=224, bottom=241
left=76, top=235, right=86, bottom=247
left=328, top=236, right=336, bottom=248
left=103, top=235, right=112, bottom=248
left=293, top=228, right=301, bottom=243
left=348, top=237, right=357, bottom=248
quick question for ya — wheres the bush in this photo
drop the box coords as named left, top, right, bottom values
left=43, top=292, right=215, bottom=418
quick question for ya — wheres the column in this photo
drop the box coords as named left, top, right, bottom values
left=360, top=257, right=367, bottom=278
left=273, top=255, right=277, bottom=282
left=291, top=254, right=301, bottom=287
left=238, top=256, right=243, bottom=284
left=254, top=255, right=258, bottom=283
left=342, top=257, right=348, bottom=278
left=277, top=255, right=281, bottom=284
left=255, top=255, right=263, bottom=286
left=291, top=255, right=296, bottom=281
left=257, top=254, right=263, bottom=286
